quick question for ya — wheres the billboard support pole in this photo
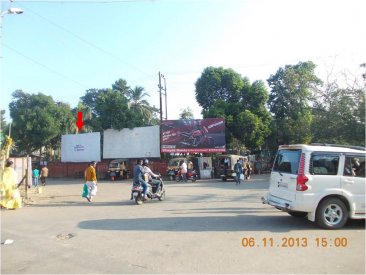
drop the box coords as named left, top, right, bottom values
left=164, top=76, right=167, bottom=120
left=158, top=72, right=167, bottom=122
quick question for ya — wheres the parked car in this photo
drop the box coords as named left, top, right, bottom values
left=262, top=144, right=365, bottom=229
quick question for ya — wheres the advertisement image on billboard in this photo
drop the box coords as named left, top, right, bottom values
left=161, top=118, right=226, bottom=153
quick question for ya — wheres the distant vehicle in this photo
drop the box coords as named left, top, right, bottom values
left=107, top=159, right=129, bottom=180
left=166, top=157, right=195, bottom=181
left=217, top=154, right=246, bottom=181
left=166, top=157, right=184, bottom=181
left=262, top=144, right=366, bottom=229
left=176, top=168, right=198, bottom=182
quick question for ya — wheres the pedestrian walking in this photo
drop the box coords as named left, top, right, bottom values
left=83, top=161, right=98, bottom=202
left=234, top=160, right=243, bottom=185
left=32, top=167, right=40, bottom=188
left=40, top=165, right=49, bottom=186
left=255, top=160, right=262, bottom=175
left=180, top=160, right=188, bottom=182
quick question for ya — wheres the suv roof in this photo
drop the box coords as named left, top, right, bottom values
left=279, top=144, right=365, bottom=153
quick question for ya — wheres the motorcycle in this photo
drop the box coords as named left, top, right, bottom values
left=107, top=170, right=118, bottom=181
left=176, top=169, right=197, bottom=182
left=131, top=177, right=166, bottom=205
left=167, top=168, right=178, bottom=181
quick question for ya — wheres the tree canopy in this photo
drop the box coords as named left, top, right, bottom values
left=9, top=90, right=74, bottom=154
left=179, top=107, right=194, bottom=120
left=6, top=63, right=365, bottom=160
left=80, top=79, right=159, bottom=131
left=267, top=61, right=322, bottom=145
left=195, top=67, right=244, bottom=112
left=195, top=67, right=271, bottom=151
left=311, top=75, right=365, bottom=146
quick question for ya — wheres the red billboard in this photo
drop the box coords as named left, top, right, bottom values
left=161, top=118, right=226, bottom=153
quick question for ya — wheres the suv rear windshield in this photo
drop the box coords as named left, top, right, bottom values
left=273, top=149, right=301, bottom=174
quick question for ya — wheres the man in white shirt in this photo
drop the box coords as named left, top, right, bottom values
left=181, top=160, right=188, bottom=182
left=142, top=159, right=162, bottom=195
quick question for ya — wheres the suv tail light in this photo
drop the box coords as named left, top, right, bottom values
left=296, top=153, right=309, bottom=191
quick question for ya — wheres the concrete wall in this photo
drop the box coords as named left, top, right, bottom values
left=47, top=159, right=168, bottom=179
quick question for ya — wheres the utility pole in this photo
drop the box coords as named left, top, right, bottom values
left=158, top=72, right=167, bottom=121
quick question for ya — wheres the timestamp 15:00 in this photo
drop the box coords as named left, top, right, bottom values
left=241, top=237, right=348, bottom=248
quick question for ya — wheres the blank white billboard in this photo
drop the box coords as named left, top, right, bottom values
left=103, top=126, right=160, bottom=159
left=61, top=132, right=101, bottom=162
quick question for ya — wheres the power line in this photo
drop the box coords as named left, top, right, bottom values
left=1, top=1, right=153, bottom=3
left=17, top=2, right=155, bottom=79
left=3, top=43, right=89, bottom=89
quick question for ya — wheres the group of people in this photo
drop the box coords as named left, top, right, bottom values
left=1, top=159, right=49, bottom=210
left=233, top=159, right=253, bottom=185
left=131, top=159, right=161, bottom=201
left=32, top=165, right=49, bottom=188
left=81, top=158, right=162, bottom=203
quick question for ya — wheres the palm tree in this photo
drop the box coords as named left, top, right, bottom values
left=112, top=79, right=130, bottom=97
left=127, top=86, right=158, bottom=124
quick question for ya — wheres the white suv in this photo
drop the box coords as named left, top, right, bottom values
left=262, top=144, right=365, bottom=229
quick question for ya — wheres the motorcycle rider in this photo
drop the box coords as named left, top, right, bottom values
left=131, top=159, right=149, bottom=201
left=142, top=159, right=162, bottom=196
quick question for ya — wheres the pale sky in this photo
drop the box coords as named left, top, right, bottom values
left=1, top=0, right=365, bottom=122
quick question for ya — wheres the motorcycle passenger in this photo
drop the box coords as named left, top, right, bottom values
left=142, top=159, right=162, bottom=195
left=132, top=159, right=149, bottom=200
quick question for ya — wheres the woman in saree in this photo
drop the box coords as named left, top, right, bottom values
left=0, top=160, right=22, bottom=209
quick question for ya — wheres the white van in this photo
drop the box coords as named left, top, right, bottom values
left=262, top=144, right=365, bottom=229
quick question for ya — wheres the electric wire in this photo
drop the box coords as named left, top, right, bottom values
left=17, top=2, right=155, bottom=79
left=3, top=43, right=89, bottom=89
left=1, top=1, right=154, bottom=3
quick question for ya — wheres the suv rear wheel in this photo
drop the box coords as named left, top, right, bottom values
left=316, top=198, right=348, bottom=229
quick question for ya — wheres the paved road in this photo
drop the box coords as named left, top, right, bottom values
left=1, top=175, right=365, bottom=274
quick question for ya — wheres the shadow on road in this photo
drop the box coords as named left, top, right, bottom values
left=78, top=214, right=365, bottom=233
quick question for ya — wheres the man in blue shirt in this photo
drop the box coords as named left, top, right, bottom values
left=32, top=167, right=40, bottom=187
left=234, top=160, right=243, bottom=185
left=132, top=159, right=149, bottom=200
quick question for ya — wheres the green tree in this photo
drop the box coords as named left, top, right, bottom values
left=9, top=90, right=62, bottom=154
left=94, top=89, right=136, bottom=130
left=54, top=102, right=75, bottom=136
left=179, top=107, right=194, bottom=120
left=81, top=80, right=159, bottom=131
left=112, top=78, right=130, bottom=96
left=45, top=102, right=74, bottom=160
left=267, top=61, right=322, bottom=145
left=312, top=77, right=365, bottom=146
left=127, top=86, right=159, bottom=125
left=195, top=67, right=271, bottom=151
left=0, top=110, right=7, bottom=145
left=73, top=102, right=94, bottom=133
left=195, top=67, right=244, bottom=112
left=361, top=63, right=366, bottom=81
